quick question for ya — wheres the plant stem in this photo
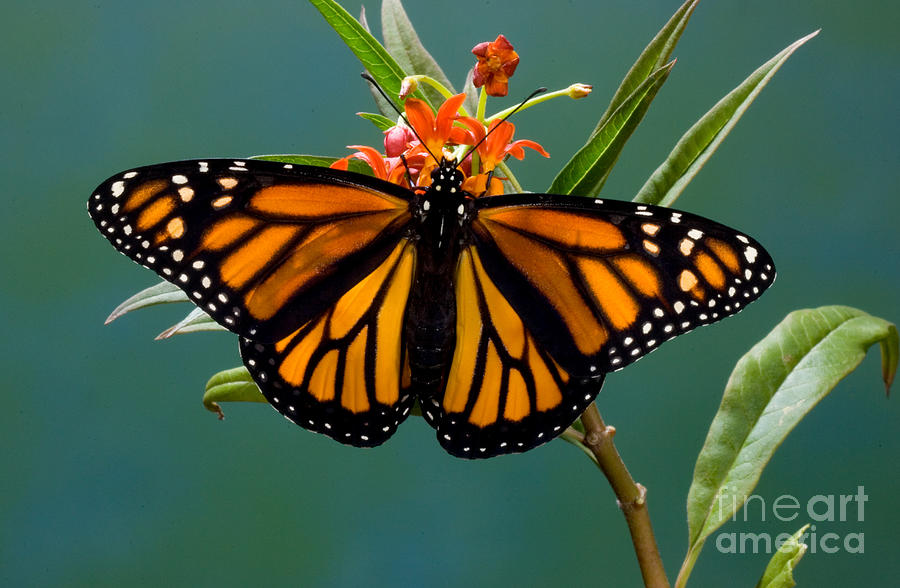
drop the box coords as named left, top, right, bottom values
left=580, top=403, right=670, bottom=588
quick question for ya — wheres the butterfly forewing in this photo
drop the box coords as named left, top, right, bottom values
left=470, top=194, right=776, bottom=377
left=88, top=159, right=413, bottom=342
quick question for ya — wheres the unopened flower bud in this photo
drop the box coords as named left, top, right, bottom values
left=399, top=77, right=418, bottom=100
left=568, top=83, right=593, bottom=99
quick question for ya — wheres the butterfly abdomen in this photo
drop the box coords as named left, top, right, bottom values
left=405, top=185, right=469, bottom=397
left=406, top=272, right=456, bottom=395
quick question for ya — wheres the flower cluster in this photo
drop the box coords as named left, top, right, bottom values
left=332, top=35, right=589, bottom=196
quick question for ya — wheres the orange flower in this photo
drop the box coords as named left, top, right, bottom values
left=331, top=145, right=407, bottom=183
left=473, top=120, right=549, bottom=172
left=462, top=173, right=505, bottom=197
left=472, top=35, right=519, bottom=97
left=331, top=94, right=547, bottom=194
left=403, top=93, right=475, bottom=158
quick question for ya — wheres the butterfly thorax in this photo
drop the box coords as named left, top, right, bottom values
left=410, top=162, right=471, bottom=265
left=405, top=162, right=473, bottom=397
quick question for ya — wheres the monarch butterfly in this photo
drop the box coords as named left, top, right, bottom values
left=89, top=156, right=774, bottom=458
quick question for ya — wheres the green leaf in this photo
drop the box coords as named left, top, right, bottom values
left=754, top=524, right=810, bottom=588
left=156, top=307, right=226, bottom=339
left=105, top=281, right=188, bottom=324
left=592, top=0, right=698, bottom=137
left=308, top=0, right=430, bottom=112
left=559, top=427, right=598, bottom=466
left=677, top=306, right=897, bottom=587
left=461, top=68, right=478, bottom=117
left=358, top=111, right=397, bottom=132
left=381, top=0, right=454, bottom=107
left=252, top=154, right=374, bottom=176
left=356, top=5, right=395, bottom=118
left=548, top=61, right=674, bottom=196
left=203, top=366, right=266, bottom=419
left=635, top=30, right=819, bottom=207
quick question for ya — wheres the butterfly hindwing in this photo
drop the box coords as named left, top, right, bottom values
left=88, top=159, right=413, bottom=342
left=421, top=245, right=605, bottom=458
left=240, top=239, right=418, bottom=446
left=470, top=194, right=775, bottom=377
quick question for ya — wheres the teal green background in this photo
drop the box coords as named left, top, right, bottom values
left=3, top=0, right=897, bottom=586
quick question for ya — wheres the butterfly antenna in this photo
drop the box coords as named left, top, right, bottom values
left=458, top=87, right=547, bottom=169
left=360, top=72, right=441, bottom=165
left=399, top=153, right=415, bottom=189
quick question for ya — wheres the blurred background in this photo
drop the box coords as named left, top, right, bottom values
left=2, top=0, right=897, bottom=585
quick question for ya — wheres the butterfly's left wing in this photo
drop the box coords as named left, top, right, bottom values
left=426, top=193, right=774, bottom=458
left=89, top=158, right=419, bottom=446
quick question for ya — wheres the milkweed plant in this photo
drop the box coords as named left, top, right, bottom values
left=103, top=1, right=897, bottom=586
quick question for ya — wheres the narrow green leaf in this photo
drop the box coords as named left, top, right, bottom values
left=308, top=0, right=429, bottom=111
left=635, top=30, right=819, bottom=207
left=358, top=111, right=397, bottom=132
left=203, top=366, right=266, bottom=419
left=548, top=61, right=674, bottom=196
left=754, top=524, right=810, bottom=588
left=358, top=4, right=370, bottom=32
left=679, top=306, right=897, bottom=584
left=461, top=68, right=478, bottom=117
left=381, top=0, right=454, bottom=107
left=559, top=428, right=599, bottom=466
left=105, top=281, right=188, bottom=324
left=592, top=0, right=698, bottom=136
left=357, top=5, right=395, bottom=118
left=253, top=154, right=374, bottom=176
left=156, top=307, right=226, bottom=339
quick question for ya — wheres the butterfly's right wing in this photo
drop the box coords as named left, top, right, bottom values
left=419, top=244, right=604, bottom=458
left=425, top=193, right=774, bottom=458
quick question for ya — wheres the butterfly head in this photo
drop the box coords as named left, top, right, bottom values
left=428, top=159, right=466, bottom=195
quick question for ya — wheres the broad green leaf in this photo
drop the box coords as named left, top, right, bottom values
left=309, top=0, right=429, bottom=113
left=358, top=111, right=397, bottom=131
left=156, top=307, right=225, bottom=339
left=755, top=524, right=810, bottom=588
left=105, top=281, right=188, bottom=324
left=548, top=62, right=674, bottom=196
left=253, top=154, right=374, bottom=176
left=592, top=0, right=698, bottom=136
left=635, top=30, right=819, bottom=207
left=677, top=306, right=897, bottom=587
left=381, top=0, right=454, bottom=107
left=203, top=366, right=266, bottom=419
